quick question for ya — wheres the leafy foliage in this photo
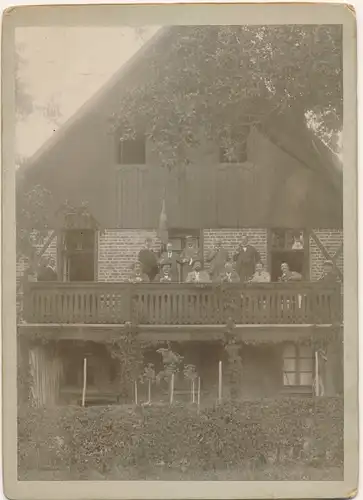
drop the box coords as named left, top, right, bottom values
left=110, top=25, right=342, bottom=167
left=156, top=346, right=183, bottom=383
left=140, top=363, right=156, bottom=404
left=18, top=398, right=343, bottom=478
left=16, top=184, right=54, bottom=264
left=105, top=329, right=146, bottom=400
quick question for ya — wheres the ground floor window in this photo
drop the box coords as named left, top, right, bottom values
left=282, top=343, right=313, bottom=388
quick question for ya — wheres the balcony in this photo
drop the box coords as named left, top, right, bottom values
left=23, top=282, right=341, bottom=327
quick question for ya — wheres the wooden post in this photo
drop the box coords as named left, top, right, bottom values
left=192, top=380, right=195, bottom=403
left=134, top=380, right=138, bottom=405
left=81, top=358, right=87, bottom=407
left=148, top=379, right=151, bottom=404
left=315, top=351, right=320, bottom=397
left=170, top=373, right=174, bottom=405
left=197, top=377, right=201, bottom=408
left=218, top=361, right=222, bottom=403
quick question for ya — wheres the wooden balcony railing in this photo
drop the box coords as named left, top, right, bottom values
left=23, top=282, right=341, bottom=326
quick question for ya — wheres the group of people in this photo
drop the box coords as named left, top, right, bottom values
left=131, top=236, right=261, bottom=284
left=131, top=235, right=338, bottom=284
left=34, top=235, right=339, bottom=285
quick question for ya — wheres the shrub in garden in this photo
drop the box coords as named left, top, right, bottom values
left=18, top=397, right=343, bottom=478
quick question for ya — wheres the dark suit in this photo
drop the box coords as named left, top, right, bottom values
left=233, top=245, right=260, bottom=282
left=138, top=248, right=158, bottom=281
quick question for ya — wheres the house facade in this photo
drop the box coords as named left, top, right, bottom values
left=17, top=29, right=343, bottom=407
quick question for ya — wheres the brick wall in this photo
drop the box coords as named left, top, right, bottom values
left=98, top=230, right=161, bottom=281
left=202, top=228, right=267, bottom=266
left=309, top=229, right=343, bottom=281
left=15, top=228, right=343, bottom=287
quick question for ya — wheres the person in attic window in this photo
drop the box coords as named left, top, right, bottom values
left=292, top=232, right=304, bottom=250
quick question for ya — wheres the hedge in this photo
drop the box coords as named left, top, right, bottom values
left=18, top=397, right=343, bottom=479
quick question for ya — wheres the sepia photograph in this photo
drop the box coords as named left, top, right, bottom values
left=2, top=3, right=358, bottom=499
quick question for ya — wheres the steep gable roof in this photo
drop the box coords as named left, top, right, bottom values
left=18, top=25, right=342, bottom=201
left=260, top=107, right=342, bottom=195
left=17, top=26, right=170, bottom=180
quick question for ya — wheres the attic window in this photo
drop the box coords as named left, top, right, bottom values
left=117, top=135, right=146, bottom=165
left=219, top=125, right=249, bottom=163
left=219, top=143, right=247, bottom=163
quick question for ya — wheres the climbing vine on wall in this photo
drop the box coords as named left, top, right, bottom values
left=223, top=318, right=243, bottom=400
left=105, top=324, right=149, bottom=401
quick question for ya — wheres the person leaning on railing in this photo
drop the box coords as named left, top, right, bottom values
left=185, top=260, right=211, bottom=283
left=128, top=261, right=150, bottom=283
left=158, top=242, right=179, bottom=282
left=216, top=261, right=240, bottom=283
left=318, top=260, right=339, bottom=284
left=249, top=262, right=271, bottom=283
left=155, top=263, right=174, bottom=283
left=178, top=236, right=201, bottom=282
left=278, top=262, right=302, bottom=282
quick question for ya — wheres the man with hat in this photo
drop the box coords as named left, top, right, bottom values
left=216, top=261, right=240, bottom=283
left=179, top=236, right=201, bottom=282
left=185, top=260, right=211, bottom=283
left=319, top=260, right=338, bottom=284
left=159, top=242, right=179, bottom=282
left=155, top=262, right=174, bottom=283
left=129, top=261, right=150, bottom=283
